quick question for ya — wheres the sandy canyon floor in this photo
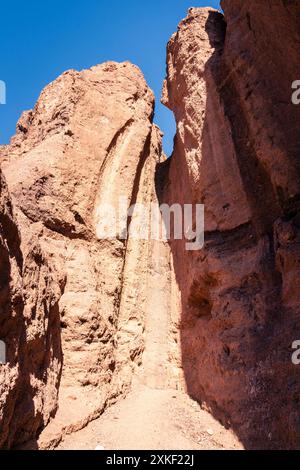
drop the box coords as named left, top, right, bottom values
left=57, top=385, right=242, bottom=451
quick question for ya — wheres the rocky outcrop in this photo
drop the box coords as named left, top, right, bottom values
left=0, top=169, right=64, bottom=449
left=1, top=1, right=300, bottom=451
left=161, top=3, right=300, bottom=449
left=0, top=62, right=163, bottom=448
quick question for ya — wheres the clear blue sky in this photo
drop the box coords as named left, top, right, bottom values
left=0, top=0, right=221, bottom=155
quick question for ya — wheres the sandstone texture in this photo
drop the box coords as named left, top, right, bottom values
left=161, top=3, right=300, bottom=449
left=1, top=1, right=300, bottom=451
left=0, top=62, right=165, bottom=448
left=0, top=169, right=63, bottom=449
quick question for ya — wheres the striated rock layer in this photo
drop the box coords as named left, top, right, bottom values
left=0, top=62, right=164, bottom=448
left=1, top=1, right=300, bottom=451
left=161, top=3, right=300, bottom=449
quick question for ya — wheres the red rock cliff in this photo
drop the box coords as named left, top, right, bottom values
left=0, top=62, right=163, bottom=448
left=0, top=169, right=63, bottom=448
left=1, top=1, right=300, bottom=451
left=161, top=3, right=300, bottom=449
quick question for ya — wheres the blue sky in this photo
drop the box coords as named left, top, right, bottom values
left=0, top=0, right=221, bottom=155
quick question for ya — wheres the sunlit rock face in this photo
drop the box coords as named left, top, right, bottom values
left=161, top=3, right=300, bottom=449
left=0, top=168, right=64, bottom=449
left=0, top=62, right=163, bottom=448
left=1, top=0, right=300, bottom=450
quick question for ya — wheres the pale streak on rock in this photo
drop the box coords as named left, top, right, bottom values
left=1, top=1, right=300, bottom=451
left=0, top=61, right=165, bottom=449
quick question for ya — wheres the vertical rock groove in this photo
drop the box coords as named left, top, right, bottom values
left=0, top=62, right=164, bottom=448
left=1, top=2, right=300, bottom=450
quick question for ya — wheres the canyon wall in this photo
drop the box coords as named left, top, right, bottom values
left=0, top=169, right=63, bottom=449
left=1, top=1, right=300, bottom=451
left=0, top=62, right=164, bottom=448
left=161, top=2, right=300, bottom=449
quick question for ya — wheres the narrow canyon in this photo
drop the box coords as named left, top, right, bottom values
left=1, top=0, right=300, bottom=450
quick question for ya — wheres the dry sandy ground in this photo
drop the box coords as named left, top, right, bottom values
left=57, top=384, right=242, bottom=450
left=57, top=239, right=243, bottom=451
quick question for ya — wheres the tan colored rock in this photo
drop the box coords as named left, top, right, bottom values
left=161, top=5, right=300, bottom=449
left=0, top=170, right=63, bottom=448
left=1, top=62, right=163, bottom=448
left=2, top=1, right=300, bottom=451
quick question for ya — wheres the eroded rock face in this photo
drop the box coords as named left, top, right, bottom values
left=1, top=2, right=300, bottom=451
left=0, top=62, right=163, bottom=448
left=161, top=4, right=300, bottom=449
left=0, top=170, right=63, bottom=449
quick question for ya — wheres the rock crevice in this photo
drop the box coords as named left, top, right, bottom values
left=1, top=2, right=300, bottom=450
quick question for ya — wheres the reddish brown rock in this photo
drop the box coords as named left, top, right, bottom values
left=161, top=4, right=300, bottom=449
left=0, top=62, right=163, bottom=448
left=0, top=169, right=64, bottom=449
left=1, top=1, right=300, bottom=451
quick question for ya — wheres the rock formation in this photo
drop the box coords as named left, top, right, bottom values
left=0, top=62, right=165, bottom=448
left=0, top=169, right=63, bottom=449
left=1, top=0, right=300, bottom=451
left=161, top=2, right=300, bottom=449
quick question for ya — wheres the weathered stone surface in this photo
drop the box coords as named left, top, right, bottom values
left=0, top=170, right=63, bottom=449
left=161, top=4, right=300, bottom=449
left=1, top=1, right=300, bottom=451
left=0, top=62, right=163, bottom=448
